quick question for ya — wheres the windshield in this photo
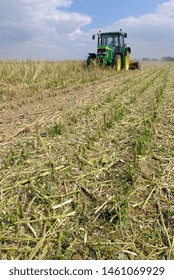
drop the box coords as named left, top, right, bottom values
left=100, top=35, right=119, bottom=47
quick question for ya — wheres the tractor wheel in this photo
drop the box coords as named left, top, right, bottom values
left=87, top=55, right=95, bottom=67
left=125, top=52, right=130, bottom=70
left=113, top=54, right=122, bottom=71
left=87, top=55, right=92, bottom=66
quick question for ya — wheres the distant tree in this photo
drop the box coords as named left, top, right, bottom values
left=161, top=56, right=174, bottom=61
left=142, top=58, right=150, bottom=61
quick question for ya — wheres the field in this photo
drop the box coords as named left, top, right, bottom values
left=0, top=60, right=174, bottom=260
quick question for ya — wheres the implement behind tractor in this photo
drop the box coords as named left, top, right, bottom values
left=87, top=30, right=139, bottom=70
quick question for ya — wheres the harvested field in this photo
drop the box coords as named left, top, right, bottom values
left=0, top=60, right=174, bottom=260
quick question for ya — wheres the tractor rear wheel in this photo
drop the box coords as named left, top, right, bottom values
left=113, top=54, right=122, bottom=71
left=125, top=52, right=130, bottom=70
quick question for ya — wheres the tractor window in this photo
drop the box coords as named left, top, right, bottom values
left=101, top=35, right=118, bottom=46
left=101, top=36, right=108, bottom=45
left=119, top=35, right=124, bottom=46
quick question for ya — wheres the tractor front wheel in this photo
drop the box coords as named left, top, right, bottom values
left=113, top=54, right=122, bottom=71
left=87, top=55, right=96, bottom=67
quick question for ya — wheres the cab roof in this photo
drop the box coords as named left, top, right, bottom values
left=100, top=32, right=124, bottom=36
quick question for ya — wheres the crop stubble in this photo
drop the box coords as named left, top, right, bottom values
left=0, top=60, right=174, bottom=260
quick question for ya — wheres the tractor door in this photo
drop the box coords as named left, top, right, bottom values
left=119, top=35, right=125, bottom=54
left=113, top=34, right=128, bottom=70
left=118, top=34, right=130, bottom=69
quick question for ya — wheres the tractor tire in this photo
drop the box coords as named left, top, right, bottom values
left=87, top=55, right=92, bottom=66
left=87, top=55, right=95, bottom=67
left=125, top=52, right=130, bottom=70
left=113, top=54, right=122, bottom=71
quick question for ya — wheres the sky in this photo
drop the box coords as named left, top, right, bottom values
left=0, top=0, right=174, bottom=60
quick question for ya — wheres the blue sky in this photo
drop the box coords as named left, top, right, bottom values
left=70, top=0, right=165, bottom=29
left=0, top=0, right=173, bottom=60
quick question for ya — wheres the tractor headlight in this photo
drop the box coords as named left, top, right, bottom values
left=98, top=51, right=107, bottom=55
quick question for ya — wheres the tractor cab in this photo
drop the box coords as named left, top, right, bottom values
left=98, top=31, right=127, bottom=47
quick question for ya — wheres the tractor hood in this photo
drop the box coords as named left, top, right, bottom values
left=97, top=45, right=114, bottom=65
left=98, top=45, right=113, bottom=50
left=97, top=45, right=113, bottom=55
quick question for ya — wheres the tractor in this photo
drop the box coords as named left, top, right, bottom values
left=87, top=30, right=139, bottom=70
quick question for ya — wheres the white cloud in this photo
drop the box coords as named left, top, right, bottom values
left=0, top=0, right=91, bottom=59
left=0, top=1, right=174, bottom=59
left=157, top=0, right=174, bottom=16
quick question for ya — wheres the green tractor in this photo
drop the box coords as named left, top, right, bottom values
left=87, top=30, right=139, bottom=70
